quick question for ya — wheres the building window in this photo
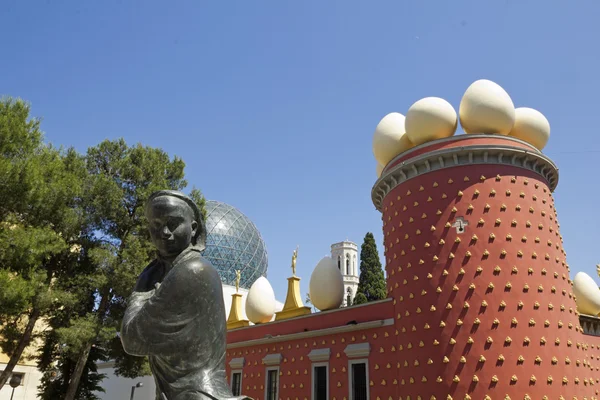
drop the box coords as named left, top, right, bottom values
left=312, top=363, right=328, bottom=400
left=346, top=255, right=350, bottom=275
left=338, top=256, right=341, bottom=270
left=231, top=370, right=242, bottom=396
left=349, top=360, right=368, bottom=400
left=265, top=367, right=279, bottom=400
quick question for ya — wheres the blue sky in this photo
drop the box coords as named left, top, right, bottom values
left=2, top=1, right=600, bottom=302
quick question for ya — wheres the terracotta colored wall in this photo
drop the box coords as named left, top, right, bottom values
left=575, top=334, right=600, bottom=395
left=227, top=325, right=399, bottom=400
left=226, top=300, right=398, bottom=400
left=381, top=162, right=591, bottom=399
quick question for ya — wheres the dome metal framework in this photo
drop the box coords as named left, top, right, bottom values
left=203, top=200, right=268, bottom=289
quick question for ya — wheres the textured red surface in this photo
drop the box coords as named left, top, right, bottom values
left=381, top=163, right=591, bottom=399
left=227, top=326, right=400, bottom=400
left=226, top=300, right=399, bottom=400
left=225, top=135, right=600, bottom=400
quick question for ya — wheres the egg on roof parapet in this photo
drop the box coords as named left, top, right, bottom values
left=459, top=79, right=515, bottom=135
left=372, top=79, right=551, bottom=175
left=573, top=271, right=600, bottom=316
left=372, top=112, right=415, bottom=167
left=405, top=97, right=457, bottom=145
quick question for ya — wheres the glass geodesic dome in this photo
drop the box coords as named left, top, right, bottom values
left=203, top=200, right=268, bottom=289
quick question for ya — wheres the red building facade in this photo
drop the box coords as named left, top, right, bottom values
left=226, top=135, right=600, bottom=400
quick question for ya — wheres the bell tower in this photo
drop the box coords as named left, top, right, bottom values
left=330, top=240, right=359, bottom=306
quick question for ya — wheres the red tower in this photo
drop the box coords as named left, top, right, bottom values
left=373, top=134, right=592, bottom=399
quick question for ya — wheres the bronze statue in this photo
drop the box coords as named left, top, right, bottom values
left=120, top=190, right=250, bottom=400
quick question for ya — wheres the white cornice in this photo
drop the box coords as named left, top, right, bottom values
left=372, top=135, right=559, bottom=211
left=229, top=357, right=245, bottom=369
left=344, top=342, right=371, bottom=358
left=308, top=348, right=331, bottom=362
left=262, top=353, right=282, bottom=366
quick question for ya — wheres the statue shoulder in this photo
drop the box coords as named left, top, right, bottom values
left=178, top=253, right=220, bottom=280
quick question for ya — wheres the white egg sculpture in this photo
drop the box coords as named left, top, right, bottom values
left=376, top=163, right=384, bottom=178
left=245, top=276, right=276, bottom=324
left=508, top=107, right=550, bottom=150
left=459, top=79, right=515, bottom=135
left=309, top=256, right=344, bottom=311
left=573, top=272, right=600, bottom=316
left=372, top=112, right=414, bottom=166
left=405, top=97, right=457, bottom=146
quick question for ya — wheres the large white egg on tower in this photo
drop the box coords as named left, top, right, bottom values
left=372, top=112, right=414, bottom=166
left=309, top=256, right=344, bottom=311
left=376, top=163, right=384, bottom=178
left=405, top=97, right=457, bottom=146
left=573, top=272, right=600, bottom=316
left=459, top=79, right=515, bottom=135
left=245, top=276, right=276, bottom=323
left=508, top=107, right=550, bottom=150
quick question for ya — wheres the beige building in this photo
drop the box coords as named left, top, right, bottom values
left=0, top=321, right=46, bottom=400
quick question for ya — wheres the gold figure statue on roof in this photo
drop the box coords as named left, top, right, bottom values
left=235, top=270, right=241, bottom=293
left=291, top=246, right=299, bottom=276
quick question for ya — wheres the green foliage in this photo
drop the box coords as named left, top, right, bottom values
left=0, top=223, right=66, bottom=277
left=0, top=98, right=43, bottom=218
left=0, top=270, right=38, bottom=319
left=0, top=97, right=42, bottom=158
left=354, top=232, right=386, bottom=304
left=353, top=292, right=368, bottom=305
left=38, top=345, right=108, bottom=400
left=80, top=138, right=189, bottom=346
left=52, top=138, right=201, bottom=397
left=56, top=315, right=115, bottom=359
left=189, top=187, right=208, bottom=221
left=0, top=97, right=208, bottom=396
left=0, top=97, right=88, bottom=391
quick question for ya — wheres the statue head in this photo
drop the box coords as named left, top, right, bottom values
left=145, top=190, right=207, bottom=257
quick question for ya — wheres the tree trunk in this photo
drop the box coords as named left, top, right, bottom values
left=63, top=341, right=91, bottom=400
left=0, top=307, right=41, bottom=389
left=63, top=289, right=112, bottom=400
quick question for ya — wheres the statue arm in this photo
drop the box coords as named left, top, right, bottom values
left=120, top=290, right=156, bottom=356
left=120, top=261, right=211, bottom=357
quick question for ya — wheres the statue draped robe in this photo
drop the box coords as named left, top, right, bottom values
left=121, top=246, right=247, bottom=400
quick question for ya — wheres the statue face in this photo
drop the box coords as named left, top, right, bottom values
left=146, top=196, right=198, bottom=258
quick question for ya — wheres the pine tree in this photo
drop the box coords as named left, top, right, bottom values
left=0, top=99, right=208, bottom=398
left=36, top=247, right=114, bottom=400
left=0, top=98, right=87, bottom=389
left=353, top=232, right=386, bottom=305
left=62, top=139, right=204, bottom=400
left=38, top=344, right=108, bottom=400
